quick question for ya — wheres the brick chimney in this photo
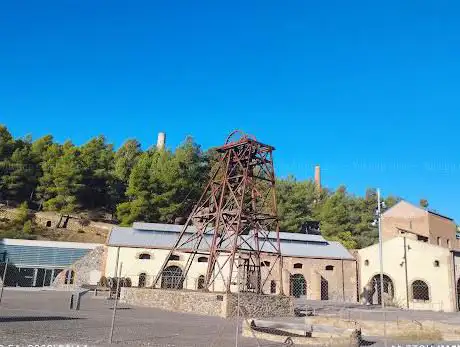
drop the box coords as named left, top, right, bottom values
left=156, top=132, right=166, bottom=150
left=314, top=165, right=321, bottom=190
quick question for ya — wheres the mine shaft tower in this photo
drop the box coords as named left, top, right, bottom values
left=153, top=131, right=283, bottom=294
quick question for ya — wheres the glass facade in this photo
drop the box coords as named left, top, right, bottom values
left=0, top=241, right=93, bottom=287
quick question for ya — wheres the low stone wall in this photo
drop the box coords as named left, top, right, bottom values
left=120, top=288, right=294, bottom=318
left=309, top=316, right=456, bottom=340
left=120, top=288, right=225, bottom=317
left=0, top=207, right=18, bottom=221
left=226, top=292, right=294, bottom=317
left=0, top=206, right=111, bottom=236
left=34, top=212, right=112, bottom=235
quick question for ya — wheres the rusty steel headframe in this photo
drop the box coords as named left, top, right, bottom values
left=152, top=130, right=284, bottom=294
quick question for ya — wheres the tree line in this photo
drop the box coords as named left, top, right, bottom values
left=0, top=124, right=400, bottom=248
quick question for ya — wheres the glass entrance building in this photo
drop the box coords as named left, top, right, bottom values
left=0, top=239, right=101, bottom=287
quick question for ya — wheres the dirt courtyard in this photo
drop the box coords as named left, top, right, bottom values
left=1, top=289, right=458, bottom=347
left=0, top=289, right=267, bottom=347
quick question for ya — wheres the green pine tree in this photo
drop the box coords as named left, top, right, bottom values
left=277, top=176, right=321, bottom=232
left=1, top=138, right=38, bottom=203
left=114, top=139, right=142, bottom=183
left=79, top=136, right=115, bottom=210
left=42, top=141, right=83, bottom=215
left=319, top=186, right=358, bottom=249
left=117, top=136, right=209, bottom=225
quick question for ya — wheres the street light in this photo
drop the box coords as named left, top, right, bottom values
left=373, top=188, right=385, bottom=308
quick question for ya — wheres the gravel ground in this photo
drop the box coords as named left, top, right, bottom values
left=2, top=290, right=458, bottom=347
left=0, top=289, right=279, bottom=347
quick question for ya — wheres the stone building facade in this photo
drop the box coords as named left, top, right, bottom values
left=103, top=222, right=358, bottom=302
left=358, top=201, right=460, bottom=312
left=381, top=201, right=458, bottom=248
left=357, top=236, right=460, bottom=312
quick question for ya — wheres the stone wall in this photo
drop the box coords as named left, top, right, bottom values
left=259, top=254, right=358, bottom=302
left=33, top=211, right=112, bottom=235
left=52, top=246, right=105, bottom=288
left=0, top=206, right=111, bottom=236
left=120, top=288, right=294, bottom=318
left=225, top=292, right=294, bottom=318
left=0, top=206, right=18, bottom=221
left=120, top=288, right=226, bottom=317
left=309, top=316, right=458, bottom=340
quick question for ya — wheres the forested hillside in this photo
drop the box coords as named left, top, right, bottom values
left=0, top=125, right=400, bottom=248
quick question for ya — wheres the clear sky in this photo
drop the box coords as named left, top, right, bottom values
left=0, top=1, right=459, bottom=222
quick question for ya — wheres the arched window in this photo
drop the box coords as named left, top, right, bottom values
left=138, top=253, right=151, bottom=260
left=457, top=278, right=460, bottom=310
left=412, top=280, right=429, bottom=301
left=447, top=239, right=451, bottom=248
left=169, top=254, right=180, bottom=261
left=197, top=256, right=208, bottom=263
left=437, top=237, right=442, bottom=246
left=293, top=263, right=303, bottom=269
left=364, top=259, right=369, bottom=266
left=270, top=280, right=276, bottom=294
left=138, top=273, right=147, bottom=288
left=325, top=265, right=334, bottom=271
left=321, top=276, right=329, bottom=300
left=197, top=275, right=205, bottom=289
left=368, top=274, right=394, bottom=305
left=290, top=274, right=306, bottom=297
left=161, top=266, right=183, bottom=289
left=64, top=270, right=75, bottom=285
left=434, top=260, right=440, bottom=267
left=46, top=221, right=52, bottom=227
left=261, top=261, right=270, bottom=267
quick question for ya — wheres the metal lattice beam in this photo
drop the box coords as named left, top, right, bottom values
left=152, top=130, right=284, bottom=294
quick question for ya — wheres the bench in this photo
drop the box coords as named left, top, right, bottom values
left=250, top=319, right=313, bottom=337
left=249, top=318, right=361, bottom=342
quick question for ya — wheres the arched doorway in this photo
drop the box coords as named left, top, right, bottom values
left=138, top=273, right=147, bottom=288
left=290, top=274, right=306, bottom=298
left=368, top=274, right=394, bottom=305
left=161, top=266, right=183, bottom=289
left=197, top=275, right=205, bottom=289
left=321, top=276, right=329, bottom=300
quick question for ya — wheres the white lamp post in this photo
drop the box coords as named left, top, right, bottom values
left=377, top=188, right=385, bottom=308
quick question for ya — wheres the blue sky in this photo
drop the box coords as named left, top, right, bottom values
left=0, top=1, right=459, bottom=222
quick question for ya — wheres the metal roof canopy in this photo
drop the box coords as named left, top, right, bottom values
left=108, top=224, right=354, bottom=260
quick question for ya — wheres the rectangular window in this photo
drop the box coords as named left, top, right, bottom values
left=417, top=235, right=428, bottom=242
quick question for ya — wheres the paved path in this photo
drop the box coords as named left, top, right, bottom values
left=0, top=289, right=277, bottom=346
left=3, top=290, right=457, bottom=346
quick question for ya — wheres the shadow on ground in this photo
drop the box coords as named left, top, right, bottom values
left=0, top=316, right=85, bottom=322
